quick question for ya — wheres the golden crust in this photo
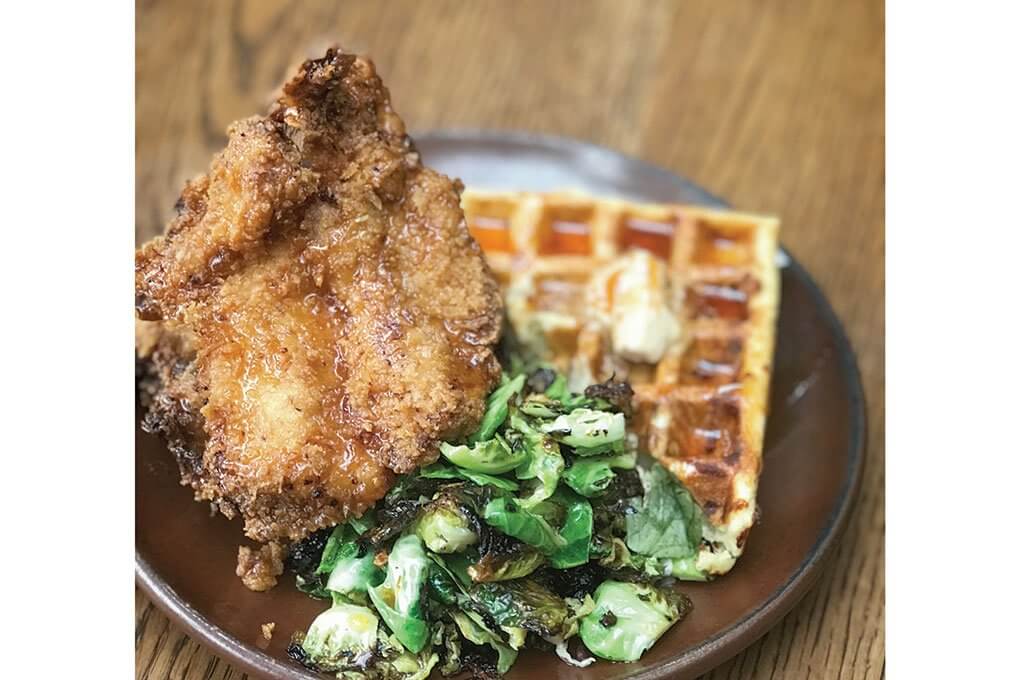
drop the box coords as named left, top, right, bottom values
left=462, top=189, right=779, bottom=567
left=135, top=49, right=502, bottom=547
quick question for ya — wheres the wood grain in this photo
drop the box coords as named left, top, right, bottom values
left=135, top=1, right=884, bottom=678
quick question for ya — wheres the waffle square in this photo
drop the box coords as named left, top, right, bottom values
left=463, top=189, right=780, bottom=572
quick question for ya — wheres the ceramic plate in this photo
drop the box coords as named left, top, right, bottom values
left=136, top=130, right=866, bottom=680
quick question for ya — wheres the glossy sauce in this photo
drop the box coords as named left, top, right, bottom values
left=686, top=281, right=751, bottom=320
left=619, top=216, right=675, bottom=260
left=468, top=215, right=512, bottom=252
left=692, top=222, right=752, bottom=266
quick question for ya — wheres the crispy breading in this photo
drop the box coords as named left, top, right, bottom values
left=136, top=49, right=502, bottom=549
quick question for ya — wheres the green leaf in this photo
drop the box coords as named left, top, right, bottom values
left=325, top=549, right=383, bottom=600
left=465, top=578, right=570, bottom=638
left=419, top=462, right=519, bottom=490
left=469, top=373, right=526, bottom=443
left=482, top=497, right=566, bottom=556
left=440, top=436, right=525, bottom=474
left=450, top=610, right=519, bottom=675
left=368, top=535, right=431, bottom=653
left=540, top=409, right=626, bottom=453
left=511, top=413, right=564, bottom=507
left=562, top=451, right=636, bottom=497
left=579, top=580, right=689, bottom=662
left=625, top=464, right=703, bottom=559
left=316, top=525, right=356, bottom=576
left=299, top=602, right=380, bottom=671
left=548, top=488, right=593, bottom=569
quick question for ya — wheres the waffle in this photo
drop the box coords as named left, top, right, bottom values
left=462, top=189, right=780, bottom=575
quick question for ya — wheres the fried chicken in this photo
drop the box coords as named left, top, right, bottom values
left=135, top=49, right=503, bottom=560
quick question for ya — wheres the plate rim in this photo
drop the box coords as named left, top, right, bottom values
left=136, top=128, right=867, bottom=680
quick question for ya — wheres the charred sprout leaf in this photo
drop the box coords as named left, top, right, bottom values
left=466, top=578, right=569, bottom=638
left=547, top=488, right=594, bottom=569
left=534, top=562, right=608, bottom=601
left=583, top=379, right=635, bottom=417
left=540, top=409, right=626, bottom=454
left=438, top=621, right=463, bottom=677
left=510, top=413, right=564, bottom=507
left=415, top=494, right=479, bottom=554
left=469, top=373, right=526, bottom=444
left=562, top=451, right=637, bottom=498
left=287, top=528, right=332, bottom=579
left=482, top=496, right=566, bottom=556
left=450, top=610, right=518, bottom=675
left=419, top=462, right=519, bottom=491
left=526, top=367, right=558, bottom=394
left=298, top=601, right=380, bottom=672
left=440, top=436, right=525, bottom=474
left=625, top=464, right=703, bottom=561
left=594, top=467, right=645, bottom=511
left=469, top=547, right=546, bottom=583
left=360, top=499, right=427, bottom=549
left=579, top=580, right=691, bottom=661
left=368, top=535, right=431, bottom=653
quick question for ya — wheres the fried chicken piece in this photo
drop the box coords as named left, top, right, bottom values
left=135, top=49, right=502, bottom=552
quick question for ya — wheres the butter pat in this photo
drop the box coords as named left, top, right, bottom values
left=591, top=250, right=681, bottom=363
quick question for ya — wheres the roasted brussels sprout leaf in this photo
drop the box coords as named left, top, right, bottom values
left=511, top=413, right=564, bottom=507
left=547, top=489, right=594, bottom=569
left=562, top=451, right=636, bottom=497
left=325, top=547, right=383, bottom=602
left=368, top=535, right=431, bottom=653
left=415, top=494, right=479, bottom=554
left=541, top=409, right=626, bottom=453
left=466, top=578, right=569, bottom=638
left=441, top=436, right=525, bottom=474
left=469, top=373, right=526, bottom=444
left=419, top=462, right=519, bottom=490
left=295, top=601, right=379, bottom=671
left=469, top=545, right=546, bottom=583
left=625, top=464, right=704, bottom=562
left=583, top=378, right=634, bottom=417
left=579, top=580, right=691, bottom=661
left=450, top=610, right=518, bottom=675
left=361, top=499, right=427, bottom=549
left=483, top=496, right=566, bottom=556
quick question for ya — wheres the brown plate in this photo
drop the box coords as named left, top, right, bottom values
left=136, top=130, right=866, bottom=680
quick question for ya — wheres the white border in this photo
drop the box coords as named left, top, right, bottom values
left=889, top=2, right=1020, bottom=677
left=0, top=3, right=134, bottom=677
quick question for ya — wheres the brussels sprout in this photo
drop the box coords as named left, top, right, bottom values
left=562, top=451, right=636, bottom=497
left=450, top=610, right=518, bottom=675
left=625, top=464, right=703, bottom=562
left=468, top=547, right=546, bottom=583
left=440, top=436, right=525, bottom=474
left=415, top=496, right=479, bottom=554
left=482, top=497, right=566, bottom=556
left=296, top=601, right=380, bottom=671
left=325, top=549, right=383, bottom=601
left=510, top=413, right=564, bottom=507
left=466, top=578, right=569, bottom=638
left=360, top=499, right=428, bottom=549
left=579, top=581, right=691, bottom=661
left=541, top=409, right=626, bottom=453
left=547, top=488, right=594, bottom=569
left=419, top=462, right=519, bottom=490
left=368, top=535, right=431, bottom=653
left=469, top=373, right=526, bottom=443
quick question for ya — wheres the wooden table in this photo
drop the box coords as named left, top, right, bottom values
left=136, top=1, right=884, bottom=678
